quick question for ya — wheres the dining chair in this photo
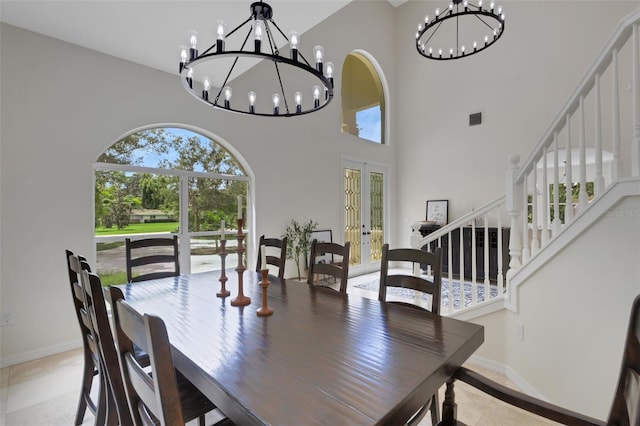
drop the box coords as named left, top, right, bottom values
left=438, top=293, right=640, bottom=426
left=109, top=286, right=233, bottom=426
left=307, top=239, right=350, bottom=293
left=125, top=235, right=180, bottom=282
left=77, top=267, right=134, bottom=425
left=255, top=235, right=287, bottom=279
left=378, top=244, right=442, bottom=426
left=65, top=250, right=107, bottom=426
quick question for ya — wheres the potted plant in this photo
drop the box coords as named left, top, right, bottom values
left=282, top=219, right=318, bottom=280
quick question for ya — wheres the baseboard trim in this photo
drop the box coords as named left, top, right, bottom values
left=466, top=354, right=549, bottom=401
left=0, top=339, right=82, bottom=368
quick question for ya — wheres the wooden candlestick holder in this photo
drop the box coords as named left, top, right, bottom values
left=216, top=239, right=230, bottom=297
left=256, top=269, right=273, bottom=317
left=231, top=218, right=251, bottom=306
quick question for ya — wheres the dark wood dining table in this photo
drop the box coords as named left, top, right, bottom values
left=115, top=270, right=484, bottom=425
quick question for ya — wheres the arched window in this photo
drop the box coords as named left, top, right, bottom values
left=94, top=126, right=251, bottom=284
left=341, top=51, right=386, bottom=144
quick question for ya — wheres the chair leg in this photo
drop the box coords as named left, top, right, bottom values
left=199, top=415, right=206, bottom=426
left=430, top=393, right=441, bottom=425
left=74, top=353, right=95, bottom=425
left=94, top=367, right=109, bottom=426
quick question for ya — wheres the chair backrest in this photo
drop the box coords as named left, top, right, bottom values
left=77, top=268, right=134, bottom=425
left=65, top=250, right=94, bottom=349
left=378, top=244, right=442, bottom=315
left=307, top=239, right=350, bottom=293
left=110, top=287, right=185, bottom=425
left=125, top=236, right=180, bottom=283
left=607, top=293, right=640, bottom=425
left=255, top=235, right=287, bottom=279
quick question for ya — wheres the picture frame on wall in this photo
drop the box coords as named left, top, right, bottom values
left=426, top=200, right=448, bottom=225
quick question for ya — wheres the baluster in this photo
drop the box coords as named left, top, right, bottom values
left=521, top=174, right=530, bottom=264
left=506, top=155, right=522, bottom=283
left=497, top=213, right=504, bottom=295
left=448, top=231, right=454, bottom=311
left=578, top=95, right=588, bottom=210
left=612, top=48, right=621, bottom=180
left=459, top=224, right=465, bottom=307
left=531, top=162, right=539, bottom=255
left=552, top=132, right=561, bottom=236
left=483, top=216, right=490, bottom=301
left=541, top=148, right=549, bottom=246
left=594, top=73, right=605, bottom=195
left=471, top=220, right=477, bottom=306
left=633, top=23, right=640, bottom=176
left=565, top=114, right=574, bottom=223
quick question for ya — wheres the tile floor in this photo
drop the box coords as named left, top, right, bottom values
left=1, top=272, right=559, bottom=425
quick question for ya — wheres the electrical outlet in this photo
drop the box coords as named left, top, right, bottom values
left=515, top=321, right=524, bottom=342
left=0, top=311, right=15, bottom=326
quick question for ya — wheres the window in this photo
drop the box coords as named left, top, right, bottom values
left=94, top=127, right=250, bottom=285
left=341, top=51, right=386, bottom=144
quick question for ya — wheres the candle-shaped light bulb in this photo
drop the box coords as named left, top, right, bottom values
left=189, top=30, right=198, bottom=60
left=473, top=41, right=478, bottom=50
left=501, top=13, right=505, bottom=20
left=428, top=47, right=433, bottom=56
left=255, top=21, right=264, bottom=41
left=313, top=45, right=324, bottom=73
left=435, top=8, right=440, bottom=16
left=449, top=47, right=454, bottom=57
left=425, top=15, right=430, bottom=23
left=272, top=93, right=280, bottom=115
left=326, top=62, right=334, bottom=79
left=418, top=24, right=423, bottom=32
left=254, top=21, right=264, bottom=53
left=248, top=91, right=256, bottom=113
left=217, top=21, right=225, bottom=40
left=202, top=76, right=211, bottom=101
left=223, top=86, right=232, bottom=109
left=461, top=45, right=465, bottom=55
left=484, top=35, right=489, bottom=45
left=449, top=3, right=453, bottom=10
left=438, top=47, right=442, bottom=57
left=498, top=5, right=502, bottom=13
left=179, top=45, right=188, bottom=72
left=478, top=0, right=483, bottom=8
left=216, top=20, right=226, bottom=53
left=186, top=68, right=193, bottom=88
left=463, top=0, right=468, bottom=7
left=490, top=1, right=494, bottom=10
left=415, top=31, right=420, bottom=39
left=289, top=30, right=299, bottom=60
left=294, top=91, right=303, bottom=113
left=221, top=219, right=225, bottom=241
left=313, top=85, right=321, bottom=108
left=261, top=244, right=267, bottom=270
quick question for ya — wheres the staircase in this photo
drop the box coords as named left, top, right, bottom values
left=413, top=8, right=640, bottom=319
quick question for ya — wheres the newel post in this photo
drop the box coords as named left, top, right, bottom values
left=505, top=155, right=522, bottom=283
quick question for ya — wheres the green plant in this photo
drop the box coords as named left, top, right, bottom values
left=283, top=219, right=318, bottom=280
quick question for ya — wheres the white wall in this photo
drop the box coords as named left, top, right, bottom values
left=0, top=1, right=398, bottom=364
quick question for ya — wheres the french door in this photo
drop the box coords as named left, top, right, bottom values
left=343, top=160, right=387, bottom=275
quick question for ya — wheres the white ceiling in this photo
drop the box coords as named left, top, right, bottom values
left=0, top=0, right=406, bottom=81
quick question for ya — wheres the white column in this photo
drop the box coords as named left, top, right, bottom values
left=594, top=73, right=605, bottom=195
left=578, top=95, right=588, bottom=211
left=483, top=218, right=490, bottom=301
left=447, top=232, right=454, bottom=311
left=471, top=220, right=477, bottom=306
left=521, top=175, right=530, bottom=264
left=612, top=48, right=621, bottom=181
left=496, top=213, right=504, bottom=296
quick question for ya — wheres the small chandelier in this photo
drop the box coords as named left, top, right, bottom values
left=415, top=0, right=505, bottom=60
left=179, top=1, right=334, bottom=117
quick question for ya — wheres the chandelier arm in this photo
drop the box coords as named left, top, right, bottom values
left=213, top=26, right=254, bottom=104
left=422, top=21, right=444, bottom=47
left=200, top=16, right=253, bottom=57
left=473, top=14, right=499, bottom=31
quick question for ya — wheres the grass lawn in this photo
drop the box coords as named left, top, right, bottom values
left=95, top=222, right=179, bottom=236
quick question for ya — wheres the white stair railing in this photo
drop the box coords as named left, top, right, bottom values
left=411, top=196, right=507, bottom=314
left=506, top=9, right=640, bottom=281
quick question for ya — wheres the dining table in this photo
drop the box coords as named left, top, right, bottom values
left=115, top=269, right=484, bottom=425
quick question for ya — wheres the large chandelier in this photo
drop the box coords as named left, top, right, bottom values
left=415, top=0, right=505, bottom=60
left=179, top=1, right=334, bottom=117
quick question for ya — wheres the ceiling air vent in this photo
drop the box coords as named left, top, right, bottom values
left=469, top=112, right=482, bottom=126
